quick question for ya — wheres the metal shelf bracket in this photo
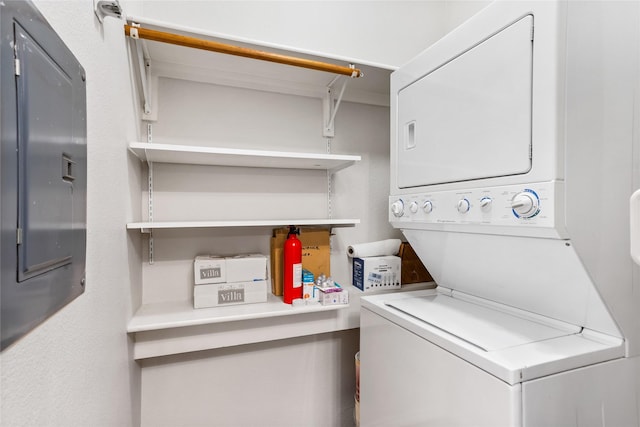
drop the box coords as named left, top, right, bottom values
left=323, top=73, right=351, bottom=137
left=146, top=123, right=154, bottom=264
left=130, top=23, right=153, bottom=116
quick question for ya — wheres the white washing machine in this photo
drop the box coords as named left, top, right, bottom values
left=360, top=1, right=640, bottom=425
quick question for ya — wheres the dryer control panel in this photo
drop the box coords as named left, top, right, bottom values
left=389, top=181, right=566, bottom=238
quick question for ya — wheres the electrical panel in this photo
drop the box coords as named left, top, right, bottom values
left=1, top=0, right=87, bottom=350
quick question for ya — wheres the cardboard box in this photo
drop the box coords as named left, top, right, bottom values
left=194, top=255, right=226, bottom=285
left=225, top=254, right=268, bottom=283
left=270, top=228, right=330, bottom=296
left=193, top=280, right=268, bottom=308
left=352, top=256, right=401, bottom=292
left=398, top=242, right=433, bottom=285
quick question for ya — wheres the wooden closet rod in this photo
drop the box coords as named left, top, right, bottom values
left=124, top=24, right=363, bottom=78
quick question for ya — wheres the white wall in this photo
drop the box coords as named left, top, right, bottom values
left=134, top=0, right=444, bottom=67
left=133, top=0, right=489, bottom=67
left=141, top=330, right=361, bottom=426
left=0, top=2, right=142, bottom=426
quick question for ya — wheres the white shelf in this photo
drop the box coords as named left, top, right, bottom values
left=129, top=142, right=361, bottom=171
left=128, top=293, right=348, bottom=333
left=127, top=218, right=359, bottom=232
left=127, top=282, right=436, bottom=360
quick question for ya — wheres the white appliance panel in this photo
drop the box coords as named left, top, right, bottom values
left=397, top=15, right=533, bottom=189
left=361, top=300, right=638, bottom=427
left=389, top=181, right=566, bottom=238
left=360, top=307, right=522, bottom=427
left=521, top=358, right=640, bottom=427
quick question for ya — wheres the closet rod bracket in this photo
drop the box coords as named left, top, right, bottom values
left=129, top=23, right=153, bottom=116
left=323, top=74, right=350, bottom=137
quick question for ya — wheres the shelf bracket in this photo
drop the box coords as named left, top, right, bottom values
left=326, top=139, right=333, bottom=219
left=327, top=170, right=333, bottom=219
left=146, top=127, right=155, bottom=264
left=130, top=23, right=152, bottom=116
left=323, top=74, right=351, bottom=137
left=147, top=161, right=154, bottom=264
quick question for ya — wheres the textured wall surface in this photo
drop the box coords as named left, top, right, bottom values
left=0, top=2, right=141, bottom=426
left=136, top=0, right=490, bottom=67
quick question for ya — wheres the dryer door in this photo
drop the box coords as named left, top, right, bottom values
left=397, top=15, right=533, bottom=188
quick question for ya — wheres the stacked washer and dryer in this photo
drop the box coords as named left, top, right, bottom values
left=360, top=1, right=640, bottom=426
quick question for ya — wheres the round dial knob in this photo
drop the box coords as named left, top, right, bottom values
left=423, top=200, right=433, bottom=214
left=391, top=200, right=404, bottom=217
left=456, top=198, right=470, bottom=214
left=511, top=191, right=540, bottom=218
left=409, top=201, right=419, bottom=214
left=480, top=197, right=492, bottom=212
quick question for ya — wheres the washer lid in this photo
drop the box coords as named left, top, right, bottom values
left=386, top=293, right=581, bottom=352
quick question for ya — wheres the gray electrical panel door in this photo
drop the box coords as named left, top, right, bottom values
left=1, top=0, right=87, bottom=350
left=16, top=22, right=75, bottom=281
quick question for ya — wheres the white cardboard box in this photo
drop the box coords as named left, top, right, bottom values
left=318, top=287, right=349, bottom=305
left=194, top=255, right=226, bottom=285
left=352, top=256, right=401, bottom=292
left=194, top=280, right=268, bottom=308
left=194, top=254, right=269, bottom=285
left=302, top=269, right=317, bottom=303
left=225, top=254, right=268, bottom=283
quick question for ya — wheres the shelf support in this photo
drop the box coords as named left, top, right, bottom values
left=129, top=23, right=152, bottom=116
left=146, top=123, right=154, bottom=264
left=323, top=75, right=350, bottom=137
left=327, top=170, right=333, bottom=219
left=326, top=138, right=332, bottom=219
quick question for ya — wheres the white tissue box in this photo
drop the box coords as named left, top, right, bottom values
left=194, top=280, right=268, bottom=308
left=225, top=254, right=268, bottom=283
left=352, top=256, right=401, bottom=292
left=194, top=255, right=226, bottom=285
left=194, top=254, right=268, bottom=285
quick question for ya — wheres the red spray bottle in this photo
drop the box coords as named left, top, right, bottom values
left=283, top=226, right=302, bottom=304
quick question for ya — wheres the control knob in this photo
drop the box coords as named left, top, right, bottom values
left=511, top=191, right=540, bottom=218
left=409, top=201, right=419, bottom=214
left=456, top=198, right=470, bottom=214
left=391, top=200, right=405, bottom=217
left=480, top=197, right=492, bottom=213
left=423, top=200, right=433, bottom=214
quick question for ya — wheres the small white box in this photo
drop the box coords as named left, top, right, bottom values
left=193, top=280, right=268, bottom=308
left=302, top=269, right=317, bottom=303
left=352, top=256, right=401, bottom=292
left=225, top=254, right=268, bottom=283
left=318, top=287, right=349, bottom=305
left=194, top=255, right=226, bottom=285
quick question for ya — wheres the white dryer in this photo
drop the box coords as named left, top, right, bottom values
left=360, top=1, right=640, bottom=425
